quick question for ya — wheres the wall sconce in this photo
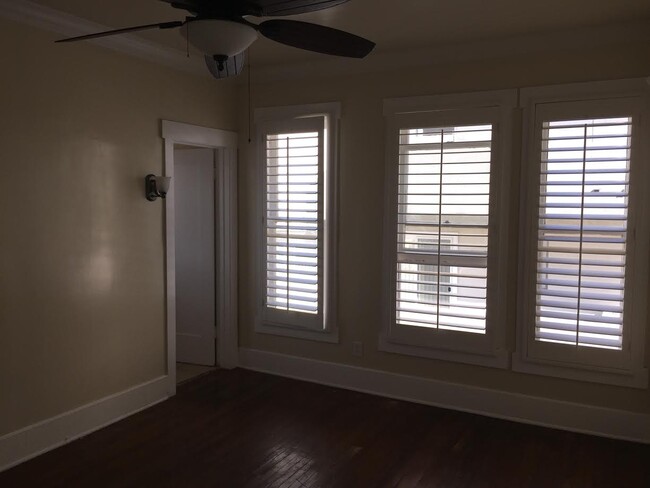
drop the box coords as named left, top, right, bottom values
left=145, top=174, right=171, bottom=201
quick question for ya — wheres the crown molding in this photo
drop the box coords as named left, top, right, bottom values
left=0, top=0, right=207, bottom=77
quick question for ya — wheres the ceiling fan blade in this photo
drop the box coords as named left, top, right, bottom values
left=251, top=0, right=350, bottom=16
left=160, top=0, right=349, bottom=17
left=55, top=21, right=184, bottom=43
left=259, top=20, right=374, bottom=58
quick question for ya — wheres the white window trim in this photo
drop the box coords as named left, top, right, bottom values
left=515, top=78, right=650, bottom=388
left=380, top=89, right=517, bottom=368
left=254, top=102, right=340, bottom=343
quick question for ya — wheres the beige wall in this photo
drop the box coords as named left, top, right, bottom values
left=238, top=39, right=650, bottom=413
left=0, top=18, right=237, bottom=436
left=1, top=14, right=647, bottom=442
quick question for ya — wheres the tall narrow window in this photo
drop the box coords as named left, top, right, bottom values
left=256, top=103, right=339, bottom=341
left=265, top=130, right=322, bottom=315
left=396, top=124, right=492, bottom=334
left=536, top=117, right=630, bottom=350
left=382, top=94, right=514, bottom=368
left=517, top=87, right=648, bottom=387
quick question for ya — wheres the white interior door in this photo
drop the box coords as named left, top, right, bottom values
left=174, top=146, right=216, bottom=366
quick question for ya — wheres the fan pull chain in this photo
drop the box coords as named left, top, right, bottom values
left=248, top=49, right=252, bottom=143
left=186, top=22, right=190, bottom=58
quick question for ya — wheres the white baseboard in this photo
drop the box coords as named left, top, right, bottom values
left=0, top=376, right=169, bottom=473
left=239, top=348, right=650, bottom=444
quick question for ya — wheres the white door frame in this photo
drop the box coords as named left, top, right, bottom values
left=162, top=120, right=239, bottom=396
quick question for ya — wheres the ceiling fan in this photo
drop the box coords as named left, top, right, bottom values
left=56, top=0, right=376, bottom=79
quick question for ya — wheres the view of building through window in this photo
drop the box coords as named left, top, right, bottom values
left=417, top=238, right=453, bottom=305
left=395, top=124, right=492, bottom=334
left=535, top=117, right=631, bottom=350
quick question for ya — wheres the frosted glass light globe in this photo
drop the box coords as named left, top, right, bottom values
left=181, top=19, right=258, bottom=56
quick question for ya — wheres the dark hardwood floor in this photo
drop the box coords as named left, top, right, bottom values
left=2, top=368, right=649, bottom=487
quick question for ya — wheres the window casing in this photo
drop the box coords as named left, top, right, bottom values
left=382, top=92, right=516, bottom=368
left=255, top=103, right=339, bottom=342
left=516, top=86, right=649, bottom=387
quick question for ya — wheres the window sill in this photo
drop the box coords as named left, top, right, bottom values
left=379, top=334, right=509, bottom=369
left=512, top=353, right=649, bottom=389
left=256, top=322, right=339, bottom=344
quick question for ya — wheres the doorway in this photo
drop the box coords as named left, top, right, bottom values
left=174, top=146, right=217, bottom=383
left=162, top=121, right=238, bottom=395
left=174, top=146, right=216, bottom=367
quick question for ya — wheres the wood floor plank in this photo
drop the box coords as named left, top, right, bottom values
left=1, top=369, right=649, bottom=487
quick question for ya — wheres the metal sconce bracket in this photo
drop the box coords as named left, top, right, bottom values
left=145, top=174, right=170, bottom=201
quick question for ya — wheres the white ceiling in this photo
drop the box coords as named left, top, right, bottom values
left=33, top=0, right=650, bottom=65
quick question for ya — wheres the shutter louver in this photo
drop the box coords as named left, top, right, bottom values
left=265, top=131, right=321, bottom=315
left=395, top=125, right=493, bottom=334
left=535, top=117, right=632, bottom=350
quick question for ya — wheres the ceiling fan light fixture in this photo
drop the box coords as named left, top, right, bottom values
left=182, top=19, right=258, bottom=57
left=55, top=1, right=375, bottom=79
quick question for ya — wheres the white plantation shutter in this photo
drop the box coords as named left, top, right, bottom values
left=263, top=117, right=325, bottom=329
left=535, top=117, right=632, bottom=350
left=395, top=124, right=493, bottom=334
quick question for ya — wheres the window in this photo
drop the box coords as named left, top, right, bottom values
left=536, top=117, right=630, bottom=351
left=265, top=129, right=321, bottom=317
left=255, top=103, right=339, bottom=342
left=516, top=82, right=649, bottom=387
left=396, top=125, right=491, bottom=334
left=381, top=91, right=515, bottom=367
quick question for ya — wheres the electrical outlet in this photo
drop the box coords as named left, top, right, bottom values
left=352, top=341, right=363, bottom=357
